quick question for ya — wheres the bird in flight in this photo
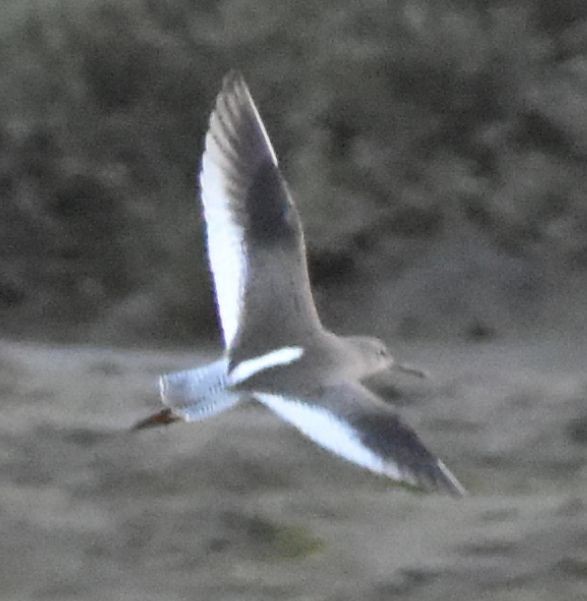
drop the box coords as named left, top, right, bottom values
left=133, top=71, right=466, bottom=497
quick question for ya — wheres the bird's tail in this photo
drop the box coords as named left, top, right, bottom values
left=132, top=358, right=241, bottom=430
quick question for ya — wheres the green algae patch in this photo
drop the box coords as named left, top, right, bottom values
left=244, top=515, right=325, bottom=560
left=271, top=523, right=325, bottom=560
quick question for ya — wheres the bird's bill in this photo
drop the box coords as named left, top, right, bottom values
left=393, top=362, right=429, bottom=379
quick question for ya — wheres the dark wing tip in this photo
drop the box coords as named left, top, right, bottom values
left=391, top=452, right=467, bottom=498
left=222, top=69, right=247, bottom=94
left=218, top=70, right=250, bottom=114
left=202, top=70, right=297, bottom=247
left=353, top=410, right=467, bottom=497
left=204, top=70, right=278, bottom=172
left=415, top=458, right=468, bottom=498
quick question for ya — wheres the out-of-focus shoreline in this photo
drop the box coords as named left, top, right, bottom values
left=1, top=335, right=585, bottom=600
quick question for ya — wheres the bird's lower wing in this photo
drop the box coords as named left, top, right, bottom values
left=255, top=383, right=466, bottom=496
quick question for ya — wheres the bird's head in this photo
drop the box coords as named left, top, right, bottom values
left=346, top=335, right=395, bottom=377
left=346, top=335, right=428, bottom=380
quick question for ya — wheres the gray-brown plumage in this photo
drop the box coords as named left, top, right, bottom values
left=134, top=71, right=467, bottom=497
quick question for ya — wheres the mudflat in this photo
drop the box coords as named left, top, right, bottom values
left=1, top=336, right=585, bottom=601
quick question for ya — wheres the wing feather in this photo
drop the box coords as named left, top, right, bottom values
left=199, top=72, right=321, bottom=355
left=256, top=383, right=466, bottom=496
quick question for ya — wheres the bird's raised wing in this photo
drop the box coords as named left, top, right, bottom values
left=200, top=72, right=321, bottom=361
left=255, top=382, right=466, bottom=496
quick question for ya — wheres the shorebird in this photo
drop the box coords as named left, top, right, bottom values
left=133, top=71, right=466, bottom=496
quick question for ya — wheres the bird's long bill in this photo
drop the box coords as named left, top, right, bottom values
left=393, top=362, right=429, bottom=379
left=131, top=408, right=181, bottom=431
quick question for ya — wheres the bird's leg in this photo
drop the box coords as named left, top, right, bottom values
left=131, top=408, right=181, bottom=431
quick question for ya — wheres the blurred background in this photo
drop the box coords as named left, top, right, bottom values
left=2, top=2, right=587, bottom=601
left=3, top=0, right=587, bottom=346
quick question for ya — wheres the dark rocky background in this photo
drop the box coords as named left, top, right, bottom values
left=2, top=0, right=587, bottom=346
